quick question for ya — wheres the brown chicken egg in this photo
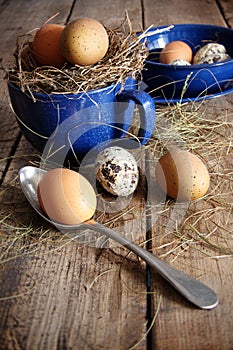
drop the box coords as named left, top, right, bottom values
left=159, top=41, right=193, bottom=64
left=155, top=149, right=210, bottom=201
left=38, top=168, right=97, bottom=225
left=60, top=17, right=109, bottom=65
left=32, top=23, right=66, bottom=67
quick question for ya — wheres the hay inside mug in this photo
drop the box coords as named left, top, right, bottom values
left=6, top=14, right=159, bottom=164
left=7, top=13, right=149, bottom=95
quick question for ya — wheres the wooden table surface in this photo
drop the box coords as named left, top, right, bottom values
left=0, top=1, right=232, bottom=349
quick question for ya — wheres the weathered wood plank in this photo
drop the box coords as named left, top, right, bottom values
left=0, top=1, right=149, bottom=349
left=143, top=1, right=233, bottom=349
left=70, top=0, right=143, bottom=31
left=143, top=0, right=227, bottom=27
left=218, top=0, right=233, bottom=28
left=0, top=231, right=147, bottom=350
left=0, top=138, right=148, bottom=350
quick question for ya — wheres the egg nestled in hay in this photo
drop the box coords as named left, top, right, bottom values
left=156, top=149, right=210, bottom=201
left=60, top=17, right=109, bottom=66
left=32, top=23, right=66, bottom=67
left=9, top=13, right=149, bottom=95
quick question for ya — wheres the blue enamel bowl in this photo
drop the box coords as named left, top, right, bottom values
left=142, top=24, right=233, bottom=100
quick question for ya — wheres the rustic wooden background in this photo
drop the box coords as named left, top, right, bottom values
left=0, top=1, right=232, bottom=349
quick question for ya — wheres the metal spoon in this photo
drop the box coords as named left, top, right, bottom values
left=18, top=166, right=218, bottom=309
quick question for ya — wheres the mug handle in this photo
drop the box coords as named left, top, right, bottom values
left=117, top=89, right=156, bottom=145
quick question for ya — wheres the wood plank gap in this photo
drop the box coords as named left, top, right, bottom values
left=139, top=3, right=153, bottom=344
left=146, top=265, right=153, bottom=350
left=0, top=131, right=22, bottom=186
left=145, top=155, right=154, bottom=350
left=140, top=0, right=145, bottom=30
left=215, top=0, right=231, bottom=27
left=0, top=0, right=9, bottom=16
left=65, top=0, right=77, bottom=24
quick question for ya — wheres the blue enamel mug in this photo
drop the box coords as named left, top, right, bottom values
left=8, top=77, right=156, bottom=164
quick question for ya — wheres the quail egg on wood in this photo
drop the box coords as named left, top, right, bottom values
left=95, top=147, right=139, bottom=196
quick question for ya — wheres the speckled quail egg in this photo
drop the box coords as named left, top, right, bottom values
left=193, top=43, right=230, bottom=64
left=170, top=59, right=191, bottom=66
left=95, top=147, right=139, bottom=196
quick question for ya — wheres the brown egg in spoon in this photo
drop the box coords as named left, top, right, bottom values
left=37, top=167, right=96, bottom=225
left=18, top=165, right=218, bottom=309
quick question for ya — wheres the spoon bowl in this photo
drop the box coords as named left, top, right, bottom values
left=19, top=165, right=218, bottom=309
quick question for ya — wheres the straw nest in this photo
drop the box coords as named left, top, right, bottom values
left=7, top=13, right=151, bottom=95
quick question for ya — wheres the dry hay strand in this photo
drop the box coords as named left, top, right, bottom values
left=6, top=12, right=153, bottom=95
left=0, top=152, right=95, bottom=267
left=0, top=182, right=68, bottom=266
left=0, top=98, right=232, bottom=266
left=145, top=98, right=233, bottom=261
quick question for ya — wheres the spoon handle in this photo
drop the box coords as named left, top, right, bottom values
left=87, top=220, right=218, bottom=309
